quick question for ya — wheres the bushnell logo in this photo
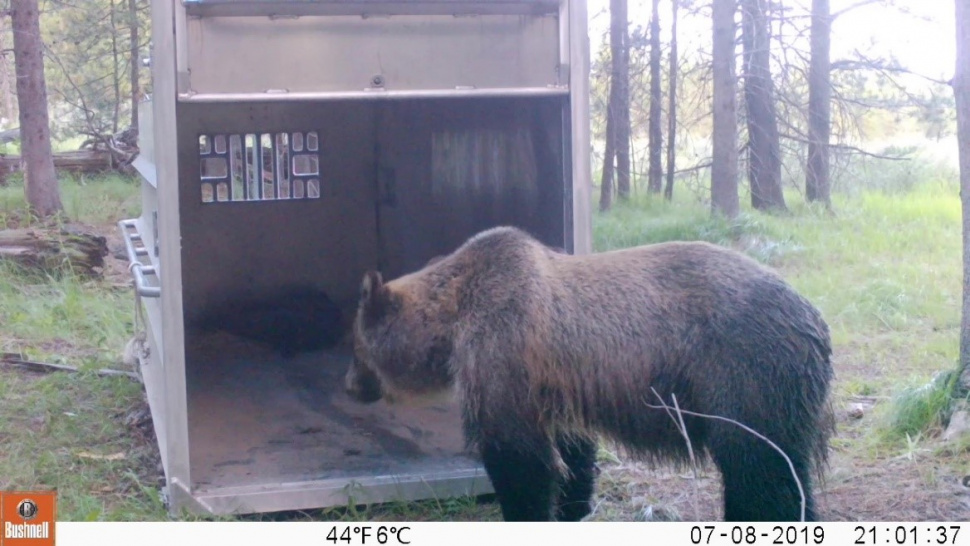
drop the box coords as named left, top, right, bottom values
left=1, top=490, right=56, bottom=545
left=16, top=499, right=39, bottom=521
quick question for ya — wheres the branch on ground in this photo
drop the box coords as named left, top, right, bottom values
left=1, top=353, right=140, bottom=381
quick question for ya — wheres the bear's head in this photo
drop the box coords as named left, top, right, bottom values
left=344, top=270, right=457, bottom=405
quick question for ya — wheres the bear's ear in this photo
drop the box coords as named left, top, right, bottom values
left=359, top=270, right=384, bottom=306
left=359, top=271, right=394, bottom=328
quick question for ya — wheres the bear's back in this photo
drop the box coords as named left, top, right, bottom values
left=526, top=240, right=829, bottom=377
left=544, top=240, right=786, bottom=319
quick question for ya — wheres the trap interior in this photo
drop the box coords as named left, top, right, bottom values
left=185, top=332, right=480, bottom=509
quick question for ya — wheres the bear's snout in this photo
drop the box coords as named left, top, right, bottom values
left=344, top=361, right=383, bottom=404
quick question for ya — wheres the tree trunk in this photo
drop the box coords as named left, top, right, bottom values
left=600, top=90, right=616, bottom=212
left=663, top=0, right=679, bottom=201
left=0, top=17, right=14, bottom=129
left=647, top=0, right=663, bottom=194
left=110, top=0, right=121, bottom=134
left=129, top=0, right=140, bottom=137
left=741, top=0, right=786, bottom=212
left=610, top=0, right=632, bottom=200
left=954, top=0, right=970, bottom=392
left=11, top=0, right=63, bottom=218
left=806, top=0, right=832, bottom=207
left=711, top=0, right=739, bottom=218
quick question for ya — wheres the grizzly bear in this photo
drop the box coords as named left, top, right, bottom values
left=344, top=226, right=834, bottom=522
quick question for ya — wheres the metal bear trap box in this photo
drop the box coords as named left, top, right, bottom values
left=120, top=0, right=592, bottom=516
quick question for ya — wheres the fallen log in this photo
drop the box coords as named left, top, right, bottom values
left=0, top=149, right=115, bottom=177
left=0, top=128, right=20, bottom=144
left=0, top=226, right=109, bottom=277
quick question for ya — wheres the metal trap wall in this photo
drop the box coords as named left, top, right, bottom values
left=122, top=0, right=591, bottom=516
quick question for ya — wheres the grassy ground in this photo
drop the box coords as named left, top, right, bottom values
left=0, top=174, right=967, bottom=521
left=0, top=174, right=158, bottom=521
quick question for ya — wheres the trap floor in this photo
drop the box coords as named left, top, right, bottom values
left=183, top=332, right=483, bottom=510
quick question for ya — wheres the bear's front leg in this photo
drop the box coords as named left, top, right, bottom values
left=553, top=434, right=598, bottom=521
left=480, top=439, right=558, bottom=521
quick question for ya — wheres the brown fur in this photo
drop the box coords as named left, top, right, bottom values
left=345, top=226, right=834, bottom=521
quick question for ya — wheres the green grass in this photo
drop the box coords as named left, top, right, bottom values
left=0, top=175, right=152, bottom=520
left=0, top=172, right=140, bottom=227
left=0, top=175, right=139, bottom=362
left=0, top=263, right=134, bottom=363
left=0, top=369, right=166, bottom=520
left=880, top=371, right=960, bottom=441
left=0, top=173, right=965, bottom=521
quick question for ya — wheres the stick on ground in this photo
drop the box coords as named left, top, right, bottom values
left=1, top=352, right=140, bottom=380
left=644, top=393, right=807, bottom=522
